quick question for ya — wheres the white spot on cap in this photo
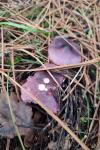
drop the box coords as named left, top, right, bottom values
left=38, top=84, right=46, bottom=91
left=44, top=88, right=48, bottom=91
left=43, top=78, right=50, bottom=84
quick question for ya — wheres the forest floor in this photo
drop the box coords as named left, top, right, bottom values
left=0, top=0, right=100, bottom=150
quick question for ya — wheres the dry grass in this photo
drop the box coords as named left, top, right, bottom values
left=0, top=0, right=100, bottom=150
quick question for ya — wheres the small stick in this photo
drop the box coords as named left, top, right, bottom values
left=6, top=138, right=10, bottom=150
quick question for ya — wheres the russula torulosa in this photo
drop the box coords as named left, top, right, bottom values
left=21, top=66, right=65, bottom=114
left=48, top=36, right=81, bottom=65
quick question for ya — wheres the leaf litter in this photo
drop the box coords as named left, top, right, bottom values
left=0, top=0, right=100, bottom=150
left=0, top=92, right=33, bottom=138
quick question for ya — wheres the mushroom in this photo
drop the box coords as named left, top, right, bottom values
left=21, top=64, right=65, bottom=114
left=48, top=36, right=81, bottom=65
left=21, top=36, right=81, bottom=114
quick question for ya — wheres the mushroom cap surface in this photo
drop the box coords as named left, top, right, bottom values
left=21, top=70, right=64, bottom=113
left=48, top=36, right=81, bottom=65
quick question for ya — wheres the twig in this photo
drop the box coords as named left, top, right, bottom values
left=6, top=138, right=10, bottom=150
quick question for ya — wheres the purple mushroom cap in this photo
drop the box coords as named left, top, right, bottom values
left=21, top=69, right=65, bottom=114
left=48, top=36, right=81, bottom=65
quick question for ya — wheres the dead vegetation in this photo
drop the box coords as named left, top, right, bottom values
left=0, top=0, right=100, bottom=150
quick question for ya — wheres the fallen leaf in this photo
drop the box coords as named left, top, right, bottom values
left=0, top=93, right=33, bottom=138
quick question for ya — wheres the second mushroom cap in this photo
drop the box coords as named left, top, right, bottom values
left=48, top=36, right=81, bottom=65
